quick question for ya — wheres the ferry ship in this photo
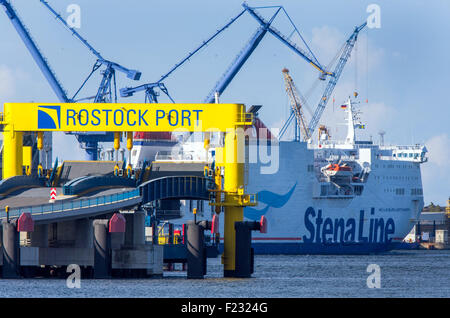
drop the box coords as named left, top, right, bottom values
left=132, top=97, right=428, bottom=254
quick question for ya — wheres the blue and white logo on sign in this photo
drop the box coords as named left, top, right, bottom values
left=38, top=105, right=61, bottom=129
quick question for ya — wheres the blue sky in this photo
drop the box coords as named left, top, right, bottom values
left=0, top=0, right=449, bottom=205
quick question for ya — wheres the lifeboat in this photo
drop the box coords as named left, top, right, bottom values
left=321, top=163, right=353, bottom=178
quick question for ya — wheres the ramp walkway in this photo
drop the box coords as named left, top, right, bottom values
left=0, top=175, right=210, bottom=224
left=56, top=160, right=121, bottom=185
left=63, top=175, right=136, bottom=195
left=0, top=175, right=46, bottom=198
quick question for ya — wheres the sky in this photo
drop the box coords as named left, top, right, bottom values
left=0, top=0, right=449, bottom=205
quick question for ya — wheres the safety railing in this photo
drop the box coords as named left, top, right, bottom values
left=0, top=188, right=141, bottom=220
left=237, top=112, right=254, bottom=126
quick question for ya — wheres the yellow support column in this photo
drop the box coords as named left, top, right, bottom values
left=223, top=128, right=244, bottom=277
left=113, top=132, right=120, bottom=175
left=3, top=127, right=23, bottom=179
left=126, top=132, right=133, bottom=176
left=37, top=131, right=44, bottom=177
left=22, top=146, right=32, bottom=175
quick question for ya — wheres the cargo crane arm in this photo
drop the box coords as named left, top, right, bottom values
left=305, top=22, right=367, bottom=139
left=204, top=7, right=281, bottom=103
left=40, top=0, right=141, bottom=103
left=120, top=9, right=247, bottom=103
left=0, top=0, right=70, bottom=102
left=39, top=0, right=144, bottom=160
left=243, top=3, right=331, bottom=80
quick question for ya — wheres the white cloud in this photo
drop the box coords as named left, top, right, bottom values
left=311, top=25, right=345, bottom=63
left=422, top=133, right=450, bottom=205
left=425, top=134, right=450, bottom=167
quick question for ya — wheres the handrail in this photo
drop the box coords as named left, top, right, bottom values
left=0, top=188, right=141, bottom=220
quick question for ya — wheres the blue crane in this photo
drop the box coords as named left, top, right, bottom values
left=39, top=0, right=141, bottom=102
left=39, top=0, right=142, bottom=160
left=279, top=22, right=367, bottom=140
left=120, top=3, right=327, bottom=106
left=1, top=0, right=142, bottom=160
left=119, top=9, right=247, bottom=103
left=1, top=0, right=70, bottom=103
left=203, top=6, right=281, bottom=103
left=242, top=3, right=331, bottom=80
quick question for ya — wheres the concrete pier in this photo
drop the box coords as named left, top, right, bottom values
left=0, top=211, right=163, bottom=279
left=30, top=224, right=49, bottom=248
left=75, top=218, right=93, bottom=248
left=124, top=210, right=145, bottom=248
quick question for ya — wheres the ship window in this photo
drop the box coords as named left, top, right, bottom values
left=354, top=185, right=363, bottom=195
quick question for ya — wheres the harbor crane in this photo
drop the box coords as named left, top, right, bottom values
left=279, top=22, right=367, bottom=140
left=39, top=0, right=141, bottom=103
left=120, top=3, right=329, bottom=144
left=120, top=3, right=331, bottom=104
left=282, top=68, right=310, bottom=141
left=1, top=0, right=142, bottom=160
left=39, top=0, right=142, bottom=160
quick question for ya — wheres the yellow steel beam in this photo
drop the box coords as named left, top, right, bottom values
left=2, top=103, right=250, bottom=132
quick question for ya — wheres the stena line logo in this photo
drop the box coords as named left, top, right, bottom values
left=38, top=105, right=61, bottom=129
left=303, top=207, right=396, bottom=244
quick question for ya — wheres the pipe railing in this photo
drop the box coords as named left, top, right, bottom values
left=0, top=188, right=141, bottom=220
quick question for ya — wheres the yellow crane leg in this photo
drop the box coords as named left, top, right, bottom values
left=223, top=128, right=244, bottom=277
left=3, top=128, right=23, bottom=179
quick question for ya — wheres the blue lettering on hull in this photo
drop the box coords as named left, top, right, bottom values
left=303, top=207, right=395, bottom=244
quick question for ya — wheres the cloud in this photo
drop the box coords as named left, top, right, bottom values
left=311, top=26, right=345, bottom=64
left=425, top=134, right=450, bottom=167
left=422, top=133, right=450, bottom=205
left=361, top=101, right=397, bottom=132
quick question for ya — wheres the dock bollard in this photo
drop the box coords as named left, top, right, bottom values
left=234, top=216, right=267, bottom=278
left=186, top=219, right=218, bottom=279
left=186, top=221, right=205, bottom=279
left=2, top=220, right=20, bottom=278
left=93, top=219, right=111, bottom=279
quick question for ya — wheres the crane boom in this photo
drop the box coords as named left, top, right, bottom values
left=0, top=0, right=70, bottom=102
left=120, top=9, right=246, bottom=102
left=40, top=0, right=141, bottom=81
left=306, top=22, right=367, bottom=139
left=204, top=22, right=274, bottom=103
left=243, top=3, right=331, bottom=78
left=39, top=0, right=144, bottom=159
left=282, top=68, right=310, bottom=141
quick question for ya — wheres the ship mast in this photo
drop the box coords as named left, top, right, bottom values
left=344, top=97, right=364, bottom=145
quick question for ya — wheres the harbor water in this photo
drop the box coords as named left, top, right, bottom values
left=0, top=250, right=448, bottom=298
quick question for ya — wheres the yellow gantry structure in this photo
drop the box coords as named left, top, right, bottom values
left=0, top=102, right=256, bottom=276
